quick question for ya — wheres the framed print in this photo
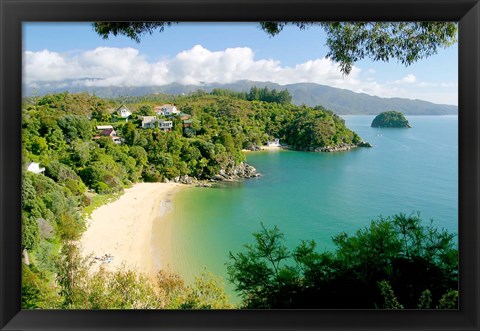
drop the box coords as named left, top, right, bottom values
left=1, top=0, right=479, bottom=330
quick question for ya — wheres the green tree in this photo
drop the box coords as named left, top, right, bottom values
left=226, top=223, right=295, bottom=308
left=378, top=280, right=404, bottom=309
left=371, top=111, right=411, bottom=128
left=227, top=214, right=458, bottom=309
left=57, top=115, right=93, bottom=142
left=417, top=289, right=432, bottom=309
left=22, top=212, right=40, bottom=251
left=55, top=242, right=92, bottom=308
left=437, top=290, right=458, bottom=309
left=22, top=264, right=62, bottom=309
left=137, top=104, right=154, bottom=116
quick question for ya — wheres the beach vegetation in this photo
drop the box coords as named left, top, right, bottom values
left=26, top=242, right=233, bottom=309
left=226, top=213, right=458, bottom=309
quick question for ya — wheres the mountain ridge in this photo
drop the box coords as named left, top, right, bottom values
left=24, top=80, right=457, bottom=115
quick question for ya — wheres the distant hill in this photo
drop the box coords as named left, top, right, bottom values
left=24, top=80, right=457, bottom=115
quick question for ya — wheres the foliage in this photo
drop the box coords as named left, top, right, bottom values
left=417, top=289, right=432, bottom=309
left=50, top=243, right=232, bottom=309
left=227, top=214, right=458, bottom=309
left=160, top=270, right=234, bottom=309
left=82, top=192, right=121, bottom=218
left=378, top=280, right=404, bottom=309
left=22, top=212, right=40, bottom=251
left=247, top=86, right=292, bottom=105
left=283, top=106, right=362, bottom=149
left=45, top=160, right=87, bottom=196
left=259, top=22, right=457, bottom=74
left=22, top=172, right=85, bottom=243
left=93, top=22, right=177, bottom=43
left=57, top=115, right=94, bottom=142
left=92, top=22, right=457, bottom=74
left=437, top=290, right=458, bottom=309
left=137, top=104, right=155, bottom=116
left=371, top=111, right=411, bottom=128
left=22, top=264, right=62, bottom=309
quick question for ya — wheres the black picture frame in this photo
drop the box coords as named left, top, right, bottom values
left=1, top=0, right=479, bottom=330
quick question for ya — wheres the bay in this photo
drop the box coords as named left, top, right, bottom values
left=160, top=115, right=458, bottom=299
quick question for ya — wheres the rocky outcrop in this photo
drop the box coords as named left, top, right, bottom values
left=307, top=141, right=372, bottom=152
left=166, top=163, right=259, bottom=186
left=357, top=141, right=373, bottom=148
left=169, top=175, right=194, bottom=184
left=214, top=162, right=260, bottom=181
left=245, top=144, right=262, bottom=151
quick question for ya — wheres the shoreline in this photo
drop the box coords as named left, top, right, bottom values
left=79, top=182, right=184, bottom=278
left=242, top=145, right=285, bottom=152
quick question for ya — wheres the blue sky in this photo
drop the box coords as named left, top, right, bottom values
left=23, top=22, right=458, bottom=105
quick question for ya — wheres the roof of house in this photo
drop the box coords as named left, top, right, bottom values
left=100, top=128, right=115, bottom=136
left=142, top=116, right=157, bottom=121
left=96, top=125, right=113, bottom=130
left=159, top=104, right=176, bottom=109
left=116, top=105, right=131, bottom=111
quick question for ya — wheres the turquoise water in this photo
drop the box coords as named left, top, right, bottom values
left=164, top=115, right=458, bottom=298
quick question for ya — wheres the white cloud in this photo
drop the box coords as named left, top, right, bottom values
left=417, top=82, right=456, bottom=88
left=390, top=74, right=416, bottom=84
left=23, top=45, right=456, bottom=105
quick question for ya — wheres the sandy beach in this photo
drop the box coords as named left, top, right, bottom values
left=79, top=182, right=182, bottom=277
left=242, top=145, right=283, bottom=152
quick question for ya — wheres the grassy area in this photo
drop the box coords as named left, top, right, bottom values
left=82, top=191, right=123, bottom=218
left=113, top=117, right=129, bottom=124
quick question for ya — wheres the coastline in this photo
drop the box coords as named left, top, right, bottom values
left=242, top=145, right=284, bottom=152
left=79, top=182, right=183, bottom=278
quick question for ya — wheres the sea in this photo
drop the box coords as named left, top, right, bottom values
left=156, top=115, right=458, bottom=300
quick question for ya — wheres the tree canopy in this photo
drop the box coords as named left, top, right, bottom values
left=371, top=110, right=411, bottom=128
left=93, top=22, right=457, bottom=74
left=226, top=214, right=458, bottom=309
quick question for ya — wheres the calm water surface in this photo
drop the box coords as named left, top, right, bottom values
left=159, top=115, right=458, bottom=298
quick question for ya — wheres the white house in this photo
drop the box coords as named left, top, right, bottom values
left=94, top=128, right=121, bottom=144
left=26, top=162, right=45, bottom=174
left=116, top=105, right=132, bottom=118
left=158, top=120, right=173, bottom=132
left=154, top=106, right=165, bottom=116
left=142, top=116, right=157, bottom=129
left=158, top=104, right=180, bottom=116
left=266, top=138, right=281, bottom=147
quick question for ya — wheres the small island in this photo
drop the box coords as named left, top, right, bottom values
left=371, top=111, right=411, bottom=128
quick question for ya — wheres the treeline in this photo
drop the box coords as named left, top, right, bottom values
left=211, top=86, right=292, bottom=105
left=227, top=213, right=458, bottom=309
